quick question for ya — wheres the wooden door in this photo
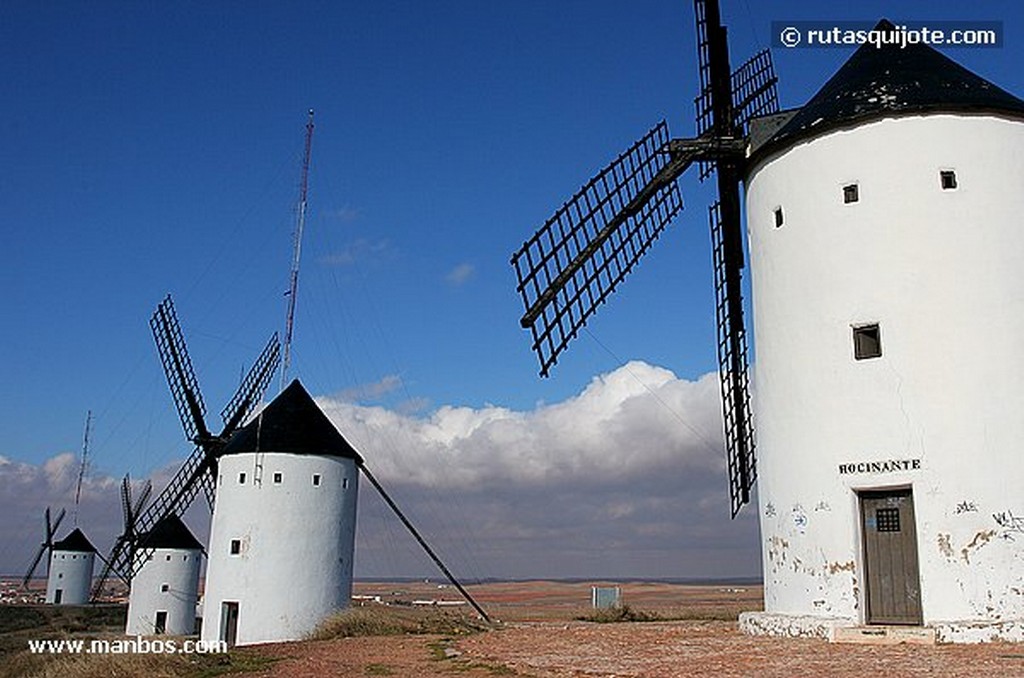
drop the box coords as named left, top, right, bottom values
left=860, top=489, right=923, bottom=624
left=154, top=610, right=167, bottom=634
left=220, top=602, right=239, bottom=646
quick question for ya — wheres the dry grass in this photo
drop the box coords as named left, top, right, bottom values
left=575, top=605, right=663, bottom=623
left=309, top=606, right=491, bottom=641
left=1, top=648, right=276, bottom=678
left=575, top=603, right=747, bottom=624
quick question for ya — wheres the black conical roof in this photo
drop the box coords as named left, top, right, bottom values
left=52, top=528, right=96, bottom=553
left=221, top=379, right=362, bottom=461
left=759, top=19, right=1024, bottom=157
left=137, top=514, right=203, bottom=551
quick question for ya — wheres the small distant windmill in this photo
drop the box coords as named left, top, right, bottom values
left=22, top=507, right=66, bottom=590
left=92, top=295, right=280, bottom=598
left=511, top=0, right=778, bottom=517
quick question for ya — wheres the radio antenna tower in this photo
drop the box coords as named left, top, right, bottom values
left=281, top=109, right=315, bottom=391
left=73, top=410, right=92, bottom=525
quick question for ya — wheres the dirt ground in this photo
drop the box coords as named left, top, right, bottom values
left=245, top=581, right=1024, bottom=678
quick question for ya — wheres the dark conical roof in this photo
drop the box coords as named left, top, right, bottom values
left=221, top=379, right=363, bottom=461
left=52, top=528, right=96, bottom=553
left=137, top=514, right=203, bottom=551
left=758, top=19, right=1024, bottom=158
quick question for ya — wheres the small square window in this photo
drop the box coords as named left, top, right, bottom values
left=843, top=183, right=859, bottom=204
left=342, top=477, right=349, bottom=490
left=773, top=206, right=784, bottom=228
left=853, top=324, right=882, bottom=360
left=161, top=583, right=169, bottom=592
left=165, top=555, right=171, bottom=561
left=238, top=472, right=246, bottom=484
left=876, top=507, right=901, bottom=532
left=273, top=472, right=283, bottom=484
left=940, top=170, right=957, bottom=190
left=312, top=474, right=321, bottom=487
left=230, top=539, right=241, bottom=555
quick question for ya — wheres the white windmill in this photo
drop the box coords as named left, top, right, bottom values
left=45, top=527, right=96, bottom=605
left=22, top=507, right=97, bottom=605
left=741, top=21, right=1024, bottom=643
left=512, top=3, right=1024, bottom=644
left=126, top=513, right=204, bottom=636
left=200, top=379, right=361, bottom=646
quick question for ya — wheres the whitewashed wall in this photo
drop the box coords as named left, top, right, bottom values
left=126, top=546, right=202, bottom=636
left=745, top=114, right=1024, bottom=637
left=45, top=550, right=94, bottom=604
left=201, top=452, right=359, bottom=645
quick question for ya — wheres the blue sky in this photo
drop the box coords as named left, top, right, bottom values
left=2, top=1, right=1022, bottom=579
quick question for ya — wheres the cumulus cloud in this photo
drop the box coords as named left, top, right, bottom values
left=319, top=361, right=723, bottom=489
left=321, top=361, right=761, bottom=579
left=1, top=362, right=761, bottom=581
left=0, top=455, right=207, bottom=578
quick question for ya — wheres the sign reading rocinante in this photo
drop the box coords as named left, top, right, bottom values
left=838, top=459, right=922, bottom=475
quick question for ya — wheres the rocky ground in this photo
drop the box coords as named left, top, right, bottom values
left=5, top=581, right=1024, bottom=677
left=245, top=581, right=1024, bottom=678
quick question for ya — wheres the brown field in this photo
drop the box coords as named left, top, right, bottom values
left=3, top=580, right=1024, bottom=677
left=245, top=581, right=1024, bottom=678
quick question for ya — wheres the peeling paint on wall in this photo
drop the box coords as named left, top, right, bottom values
left=961, top=530, right=997, bottom=564
left=954, top=501, right=978, bottom=514
left=827, top=560, right=855, bottom=575
left=937, top=533, right=954, bottom=560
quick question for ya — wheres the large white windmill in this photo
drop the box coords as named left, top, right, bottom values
left=512, top=3, right=1024, bottom=644
left=201, top=379, right=361, bottom=646
left=740, top=21, right=1024, bottom=643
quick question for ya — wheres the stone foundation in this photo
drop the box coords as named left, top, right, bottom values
left=739, top=611, right=855, bottom=640
left=740, top=611, right=1024, bottom=644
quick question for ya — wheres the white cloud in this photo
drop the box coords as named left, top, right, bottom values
left=1, top=362, right=761, bottom=581
left=319, top=238, right=391, bottom=267
left=0, top=455, right=207, bottom=579
left=445, top=262, right=475, bottom=286
left=332, top=374, right=403, bottom=403
left=323, top=361, right=760, bottom=579
left=317, top=361, right=724, bottom=490
left=326, top=205, right=361, bottom=223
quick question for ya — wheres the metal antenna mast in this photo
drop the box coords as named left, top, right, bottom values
left=73, top=410, right=92, bottom=526
left=281, top=109, right=315, bottom=390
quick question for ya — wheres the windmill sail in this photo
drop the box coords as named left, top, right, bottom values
left=93, top=296, right=280, bottom=597
left=511, top=0, right=775, bottom=516
left=23, top=507, right=66, bottom=588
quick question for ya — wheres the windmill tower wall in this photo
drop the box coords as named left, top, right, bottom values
left=126, top=546, right=202, bottom=635
left=45, top=529, right=96, bottom=605
left=199, top=380, right=361, bottom=647
left=201, top=452, right=359, bottom=645
left=744, top=112, right=1024, bottom=642
left=126, top=515, right=204, bottom=636
left=45, top=551, right=95, bottom=605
